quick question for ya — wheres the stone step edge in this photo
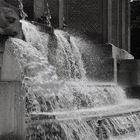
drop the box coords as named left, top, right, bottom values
left=28, top=100, right=140, bottom=124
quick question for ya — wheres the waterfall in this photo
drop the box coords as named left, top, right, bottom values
left=5, top=20, right=140, bottom=140
left=54, top=30, right=86, bottom=79
left=14, top=20, right=127, bottom=112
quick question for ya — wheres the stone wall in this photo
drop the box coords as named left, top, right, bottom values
left=0, top=42, right=25, bottom=140
left=64, top=0, right=103, bottom=43
left=5, top=0, right=130, bottom=51
left=32, top=0, right=130, bottom=51
left=64, top=0, right=130, bottom=51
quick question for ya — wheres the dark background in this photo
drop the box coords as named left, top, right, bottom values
left=20, top=0, right=140, bottom=59
left=131, top=0, right=140, bottom=58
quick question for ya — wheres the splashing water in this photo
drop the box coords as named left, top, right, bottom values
left=7, top=20, right=127, bottom=112
left=54, top=30, right=86, bottom=79
left=5, top=20, right=140, bottom=139
left=28, top=107, right=140, bottom=140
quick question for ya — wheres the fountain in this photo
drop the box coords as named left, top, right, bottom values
left=3, top=19, right=140, bottom=140
left=0, top=0, right=140, bottom=140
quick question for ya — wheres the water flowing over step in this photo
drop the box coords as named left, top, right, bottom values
left=27, top=100, right=140, bottom=140
left=30, top=99, right=140, bottom=121
left=4, top=21, right=140, bottom=140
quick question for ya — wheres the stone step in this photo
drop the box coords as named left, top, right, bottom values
left=30, top=100, right=140, bottom=121
left=117, top=59, right=140, bottom=87
left=27, top=101, right=140, bottom=140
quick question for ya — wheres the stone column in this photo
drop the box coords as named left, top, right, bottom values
left=102, top=0, right=112, bottom=43
left=108, top=0, right=130, bottom=52
left=111, top=0, right=130, bottom=52
left=125, top=0, right=131, bottom=53
left=59, top=0, right=64, bottom=29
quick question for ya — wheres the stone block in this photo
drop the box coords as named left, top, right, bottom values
left=108, top=44, right=134, bottom=59
left=81, top=43, right=133, bottom=61
left=125, top=86, right=140, bottom=99
left=117, top=59, right=140, bottom=87
left=0, top=82, right=25, bottom=140
left=1, top=44, right=21, bottom=81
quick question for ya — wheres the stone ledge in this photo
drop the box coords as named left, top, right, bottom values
left=81, top=43, right=134, bottom=62
left=27, top=101, right=140, bottom=140
left=30, top=100, right=140, bottom=122
left=107, top=44, right=134, bottom=60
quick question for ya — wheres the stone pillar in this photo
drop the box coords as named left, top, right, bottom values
left=111, top=0, right=130, bottom=52
left=0, top=42, right=25, bottom=140
left=0, top=82, right=25, bottom=140
left=59, top=0, right=64, bottom=29
left=125, top=0, right=131, bottom=53
left=102, top=0, right=112, bottom=43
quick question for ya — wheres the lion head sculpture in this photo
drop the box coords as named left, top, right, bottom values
left=0, top=0, right=22, bottom=39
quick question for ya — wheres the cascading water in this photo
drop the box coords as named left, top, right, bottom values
left=5, top=20, right=140, bottom=140
left=53, top=30, right=86, bottom=79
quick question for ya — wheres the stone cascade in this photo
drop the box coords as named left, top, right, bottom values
left=0, top=0, right=140, bottom=140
